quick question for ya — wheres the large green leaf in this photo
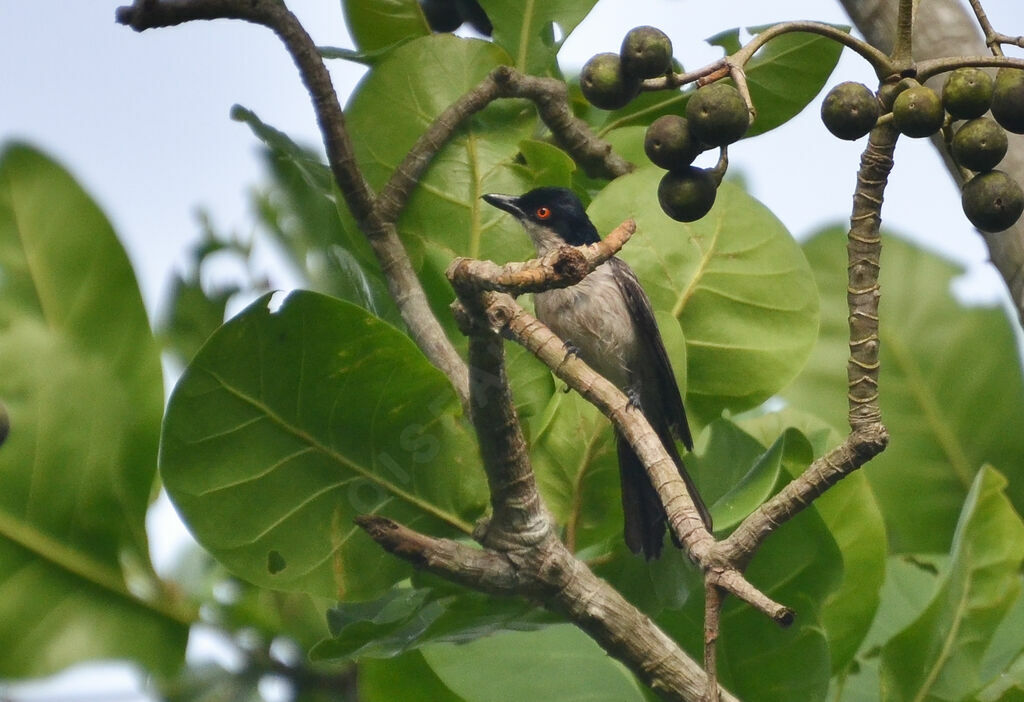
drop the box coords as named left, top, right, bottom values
left=478, top=0, right=598, bottom=76
left=342, top=0, right=430, bottom=52
left=311, top=583, right=553, bottom=661
left=781, top=228, right=1024, bottom=553
left=656, top=459, right=843, bottom=702
left=0, top=143, right=188, bottom=676
left=160, top=291, right=487, bottom=601
left=740, top=410, right=887, bottom=673
left=597, top=24, right=844, bottom=137
left=587, top=168, right=819, bottom=422
left=881, top=467, right=1024, bottom=701
left=421, top=624, right=647, bottom=702
left=360, top=650, right=466, bottom=702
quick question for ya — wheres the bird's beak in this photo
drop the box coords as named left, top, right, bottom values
left=482, top=193, right=524, bottom=218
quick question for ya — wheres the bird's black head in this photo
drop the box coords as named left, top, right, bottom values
left=483, top=187, right=601, bottom=248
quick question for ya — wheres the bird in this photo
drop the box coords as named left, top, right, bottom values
left=482, top=186, right=712, bottom=559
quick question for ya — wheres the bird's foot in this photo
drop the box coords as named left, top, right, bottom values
left=626, top=387, right=643, bottom=411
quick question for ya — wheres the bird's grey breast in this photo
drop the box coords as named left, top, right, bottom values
left=534, top=261, right=638, bottom=389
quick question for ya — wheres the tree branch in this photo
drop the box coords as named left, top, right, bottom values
left=116, top=0, right=472, bottom=406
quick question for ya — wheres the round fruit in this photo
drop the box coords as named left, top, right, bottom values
left=658, top=167, right=717, bottom=222
left=620, top=26, right=673, bottom=79
left=991, top=67, right=1024, bottom=133
left=644, top=115, right=699, bottom=170
left=942, top=67, right=993, bottom=119
left=685, top=83, right=749, bottom=147
left=820, top=82, right=879, bottom=140
left=892, top=85, right=944, bottom=137
left=961, top=170, right=1024, bottom=232
left=581, top=52, right=640, bottom=110
left=952, top=117, right=1008, bottom=172
left=420, top=0, right=461, bottom=32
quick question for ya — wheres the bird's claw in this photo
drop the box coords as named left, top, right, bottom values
left=626, top=387, right=643, bottom=411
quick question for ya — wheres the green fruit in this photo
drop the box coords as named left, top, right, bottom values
left=892, top=85, right=945, bottom=138
left=961, top=170, right=1024, bottom=232
left=620, top=26, right=673, bottom=79
left=992, top=67, right=1024, bottom=133
left=941, top=67, right=993, bottom=119
left=0, top=401, right=7, bottom=447
left=685, top=83, right=749, bottom=147
left=952, top=117, right=1008, bottom=172
left=820, top=82, right=879, bottom=140
left=580, top=52, right=640, bottom=110
left=644, top=115, right=699, bottom=170
left=658, top=167, right=717, bottom=222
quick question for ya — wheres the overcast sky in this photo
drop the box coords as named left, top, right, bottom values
left=3, top=0, right=1022, bottom=320
left=2, top=0, right=1024, bottom=699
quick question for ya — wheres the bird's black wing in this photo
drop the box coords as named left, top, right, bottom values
left=607, top=257, right=693, bottom=450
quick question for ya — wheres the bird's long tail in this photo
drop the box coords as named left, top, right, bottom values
left=616, top=430, right=712, bottom=559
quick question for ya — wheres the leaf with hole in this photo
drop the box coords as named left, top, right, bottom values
left=160, top=290, right=487, bottom=601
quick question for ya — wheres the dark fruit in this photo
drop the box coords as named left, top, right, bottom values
left=821, top=82, right=879, bottom=140
left=961, top=170, right=1024, bottom=232
left=992, top=67, right=1024, bottom=133
left=892, top=85, right=944, bottom=137
left=420, top=0, right=461, bottom=33
left=658, top=167, right=717, bottom=222
left=685, top=83, right=749, bottom=147
left=644, top=115, right=699, bottom=170
left=942, top=67, right=993, bottom=119
left=581, top=52, right=640, bottom=110
left=952, top=117, right=1008, bottom=172
left=620, top=26, right=673, bottom=79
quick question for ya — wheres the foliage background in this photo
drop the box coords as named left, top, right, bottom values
left=1, top=1, right=1024, bottom=701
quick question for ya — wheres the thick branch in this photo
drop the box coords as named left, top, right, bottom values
left=356, top=515, right=739, bottom=702
left=116, top=0, right=472, bottom=407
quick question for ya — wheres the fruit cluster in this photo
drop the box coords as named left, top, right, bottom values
left=821, top=68, right=1024, bottom=233
left=646, top=82, right=749, bottom=222
left=580, top=26, right=674, bottom=110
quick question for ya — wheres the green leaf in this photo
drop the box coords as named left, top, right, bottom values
left=691, top=419, right=785, bottom=530
left=597, top=24, right=844, bottom=137
left=360, top=650, right=466, bottom=702
left=586, top=168, right=819, bottom=423
left=0, top=143, right=188, bottom=676
left=345, top=34, right=544, bottom=329
left=657, top=469, right=843, bottom=702
left=736, top=24, right=847, bottom=138
left=312, top=584, right=553, bottom=661
left=421, top=624, right=646, bottom=702
left=530, top=390, right=619, bottom=552
left=740, top=410, right=888, bottom=673
left=342, top=0, right=430, bottom=53
left=781, top=228, right=1024, bottom=553
left=881, top=467, right=1024, bottom=701
left=160, top=291, right=487, bottom=601
left=478, top=0, right=598, bottom=75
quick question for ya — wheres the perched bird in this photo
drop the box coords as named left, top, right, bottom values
left=483, top=187, right=712, bottom=558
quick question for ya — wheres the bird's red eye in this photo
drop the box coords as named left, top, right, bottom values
left=536, top=206, right=551, bottom=219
